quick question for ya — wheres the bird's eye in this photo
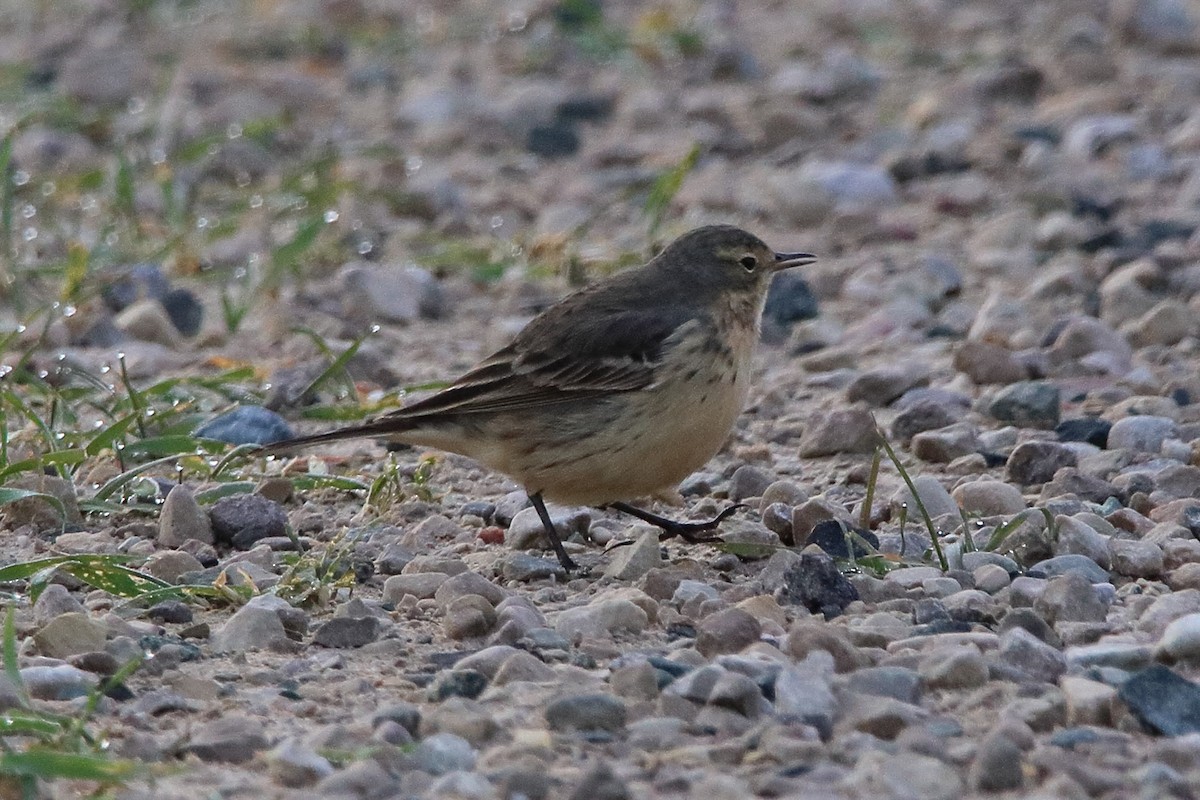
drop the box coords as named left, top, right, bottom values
left=739, top=255, right=758, bottom=272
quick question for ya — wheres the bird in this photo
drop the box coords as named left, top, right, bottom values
left=262, top=225, right=815, bottom=570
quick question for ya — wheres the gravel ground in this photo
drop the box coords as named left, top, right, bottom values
left=5, top=0, right=1200, bottom=798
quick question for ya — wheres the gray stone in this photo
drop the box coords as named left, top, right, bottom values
left=1061, top=676, right=1117, bottom=727
left=209, top=494, right=288, bottom=549
left=32, top=584, right=85, bottom=625
left=796, top=159, right=898, bottom=210
left=891, top=398, right=964, bottom=442
left=554, top=599, right=648, bottom=641
left=501, top=553, right=567, bottom=582
left=267, top=738, right=334, bottom=787
left=696, top=608, right=761, bottom=657
left=1137, top=590, right=1200, bottom=637
left=563, top=762, right=629, bottom=800
left=1006, top=441, right=1077, bottom=485
left=968, top=733, right=1024, bottom=791
left=158, top=484, right=214, bottom=547
left=493, top=650, right=557, bottom=684
left=189, top=715, right=269, bottom=763
left=314, top=760, right=398, bottom=797
left=986, top=381, right=1061, bottom=428
left=952, top=480, right=1026, bottom=516
left=312, top=616, right=380, bottom=648
left=434, top=571, right=507, bottom=609
left=1157, top=613, right=1200, bottom=663
left=863, top=752, right=963, bottom=800
left=846, top=367, right=927, bottom=407
left=603, top=528, right=661, bottom=581
left=211, top=604, right=293, bottom=653
left=919, top=646, right=989, bottom=690
left=953, top=340, right=1028, bottom=385
left=911, top=423, right=980, bottom=463
left=59, top=44, right=154, bottom=107
left=1126, top=0, right=1200, bottom=53
left=798, top=406, right=878, bottom=456
left=1107, top=415, right=1177, bottom=454
left=383, top=572, right=449, bottom=602
left=545, top=693, right=627, bottom=733
left=443, top=595, right=497, bottom=640
left=729, top=465, right=773, bottom=501
left=774, top=653, right=837, bottom=732
left=1028, top=554, right=1109, bottom=583
left=847, top=665, right=921, bottom=704
left=1108, top=538, right=1164, bottom=579
left=998, top=626, right=1067, bottom=683
left=412, top=732, right=476, bottom=775
left=20, top=664, right=97, bottom=700
left=33, top=612, right=106, bottom=659
left=1053, top=516, right=1111, bottom=569
left=889, top=475, right=959, bottom=521
left=507, top=504, right=590, bottom=552
left=340, top=262, right=444, bottom=325
left=1034, top=573, right=1109, bottom=626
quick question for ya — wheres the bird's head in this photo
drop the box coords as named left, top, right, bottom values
left=653, top=225, right=815, bottom=297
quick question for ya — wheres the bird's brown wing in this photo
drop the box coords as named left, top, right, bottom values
left=376, top=305, right=698, bottom=420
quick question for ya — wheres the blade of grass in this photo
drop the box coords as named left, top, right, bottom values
left=116, top=354, right=147, bottom=438
left=3, top=606, right=29, bottom=708
left=0, top=448, right=86, bottom=483
left=0, top=126, right=13, bottom=267
left=876, top=428, right=948, bottom=571
left=0, top=488, right=66, bottom=529
left=0, top=749, right=143, bottom=782
left=859, top=446, right=882, bottom=530
left=93, top=453, right=199, bottom=501
left=84, top=414, right=139, bottom=457
left=291, top=325, right=375, bottom=402
left=644, top=142, right=700, bottom=239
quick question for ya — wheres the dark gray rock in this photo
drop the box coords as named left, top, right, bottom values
left=209, top=494, right=288, bottom=549
left=764, top=272, right=818, bottom=329
left=545, top=693, right=627, bottom=733
left=1118, top=665, right=1200, bottom=736
left=986, top=381, right=1061, bottom=428
left=160, top=288, right=203, bottom=335
left=196, top=406, right=295, bottom=446
left=782, top=547, right=860, bottom=619
left=1028, top=554, right=1110, bottom=583
left=312, top=616, right=380, bottom=648
left=1056, top=417, right=1111, bottom=447
left=188, top=715, right=269, bottom=763
left=1006, top=441, right=1077, bottom=485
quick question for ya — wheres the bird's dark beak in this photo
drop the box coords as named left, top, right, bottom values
left=773, top=251, right=817, bottom=271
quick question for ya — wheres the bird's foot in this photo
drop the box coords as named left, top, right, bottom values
left=607, top=501, right=745, bottom=543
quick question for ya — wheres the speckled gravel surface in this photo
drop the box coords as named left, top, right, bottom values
left=5, top=1, right=1200, bottom=798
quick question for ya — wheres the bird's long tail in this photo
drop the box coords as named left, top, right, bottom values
left=258, top=416, right=414, bottom=456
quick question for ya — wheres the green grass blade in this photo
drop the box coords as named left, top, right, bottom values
left=644, top=142, right=700, bottom=239
left=0, top=127, right=13, bottom=265
left=0, top=713, right=61, bottom=739
left=0, top=749, right=142, bottom=781
left=57, top=560, right=172, bottom=598
left=85, top=415, right=140, bottom=456
left=3, top=606, right=29, bottom=708
left=0, top=488, right=66, bottom=528
left=875, top=427, right=948, bottom=571
left=93, top=453, right=195, bottom=501
left=0, top=449, right=87, bottom=483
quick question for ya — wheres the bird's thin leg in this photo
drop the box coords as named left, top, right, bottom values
left=607, top=501, right=745, bottom=543
left=529, top=492, right=578, bottom=571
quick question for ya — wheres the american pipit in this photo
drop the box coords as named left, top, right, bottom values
left=264, top=225, right=814, bottom=570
